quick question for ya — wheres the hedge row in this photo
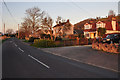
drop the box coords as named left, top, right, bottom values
left=32, top=39, right=56, bottom=48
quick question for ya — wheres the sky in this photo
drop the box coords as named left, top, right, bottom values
left=1, top=0, right=119, bottom=33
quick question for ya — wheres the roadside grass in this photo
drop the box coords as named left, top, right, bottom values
left=2, top=38, right=8, bottom=43
left=0, top=40, right=2, bottom=45
left=24, top=40, right=29, bottom=43
left=0, top=38, right=9, bottom=44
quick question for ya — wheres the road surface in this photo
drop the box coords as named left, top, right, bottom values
left=2, top=38, right=118, bottom=78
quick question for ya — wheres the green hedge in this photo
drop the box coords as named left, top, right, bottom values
left=32, top=39, right=56, bottom=48
left=28, top=37, right=39, bottom=42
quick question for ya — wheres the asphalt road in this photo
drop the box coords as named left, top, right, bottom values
left=2, top=38, right=118, bottom=78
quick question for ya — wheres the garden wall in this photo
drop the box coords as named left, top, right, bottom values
left=92, top=42, right=120, bottom=53
left=55, top=38, right=89, bottom=46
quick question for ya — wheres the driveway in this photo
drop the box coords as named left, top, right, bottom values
left=41, top=45, right=118, bottom=72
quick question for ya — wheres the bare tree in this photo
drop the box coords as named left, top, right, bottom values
left=41, top=15, right=53, bottom=40
left=6, top=29, right=14, bottom=35
left=22, top=7, right=45, bottom=34
left=56, top=16, right=65, bottom=24
left=21, top=18, right=32, bottom=37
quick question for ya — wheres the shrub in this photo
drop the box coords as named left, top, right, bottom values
left=79, top=38, right=88, bottom=45
left=33, top=39, right=56, bottom=48
left=29, top=37, right=39, bottom=42
left=55, top=37, right=62, bottom=41
left=24, top=40, right=29, bottom=42
left=55, top=41, right=64, bottom=47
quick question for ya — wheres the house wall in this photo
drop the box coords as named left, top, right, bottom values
left=65, top=25, right=74, bottom=35
left=84, top=19, right=120, bottom=38
left=112, top=21, right=116, bottom=31
left=106, top=30, right=120, bottom=34
left=84, top=31, right=96, bottom=38
left=53, top=24, right=74, bottom=37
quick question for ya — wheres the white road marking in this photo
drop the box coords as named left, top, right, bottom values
left=14, top=43, right=17, bottom=47
left=18, top=47, right=24, bottom=52
left=10, top=41, right=13, bottom=43
left=15, top=44, right=17, bottom=47
left=28, top=55, right=50, bottom=69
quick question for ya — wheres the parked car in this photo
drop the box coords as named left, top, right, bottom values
left=103, top=34, right=120, bottom=43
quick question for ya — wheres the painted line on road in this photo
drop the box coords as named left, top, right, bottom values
left=15, top=44, right=17, bottom=47
left=10, top=41, right=13, bottom=43
left=28, top=55, right=50, bottom=69
left=18, top=47, right=24, bottom=52
left=41, top=49, right=119, bottom=72
left=14, top=43, right=18, bottom=47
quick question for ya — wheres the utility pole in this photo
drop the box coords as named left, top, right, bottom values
left=4, top=23, right=5, bottom=34
left=18, top=24, right=19, bottom=38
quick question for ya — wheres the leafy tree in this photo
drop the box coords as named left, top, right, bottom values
left=97, top=27, right=106, bottom=37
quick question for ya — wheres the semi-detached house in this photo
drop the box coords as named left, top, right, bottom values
left=84, top=17, right=120, bottom=38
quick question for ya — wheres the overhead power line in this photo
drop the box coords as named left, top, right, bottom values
left=3, top=0, right=17, bottom=23
left=69, top=0, right=94, bottom=17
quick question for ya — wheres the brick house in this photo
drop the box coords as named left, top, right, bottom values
left=84, top=17, right=120, bottom=38
left=53, top=19, right=74, bottom=38
left=84, top=22, right=96, bottom=38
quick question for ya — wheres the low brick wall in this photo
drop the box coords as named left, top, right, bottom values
left=92, top=42, right=120, bottom=54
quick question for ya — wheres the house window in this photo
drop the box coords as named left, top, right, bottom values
left=73, top=30, right=78, bottom=34
left=85, top=24, right=91, bottom=29
left=97, top=22, right=105, bottom=28
left=86, top=34, right=89, bottom=37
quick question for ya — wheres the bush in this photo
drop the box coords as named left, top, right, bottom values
left=24, top=40, right=29, bottom=42
left=55, top=37, right=62, bottom=41
left=28, top=37, right=39, bottom=42
left=79, top=38, right=88, bottom=45
left=33, top=39, right=56, bottom=48
left=88, top=38, right=94, bottom=44
left=54, top=41, right=64, bottom=47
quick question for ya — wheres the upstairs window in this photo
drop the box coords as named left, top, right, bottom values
left=84, top=24, right=92, bottom=29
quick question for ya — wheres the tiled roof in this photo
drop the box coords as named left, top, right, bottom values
left=105, top=21, right=113, bottom=30
left=116, top=21, right=120, bottom=31
left=97, top=21, right=106, bottom=24
left=53, top=22, right=67, bottom=28
left=91, top=23, right=96, bottom=30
